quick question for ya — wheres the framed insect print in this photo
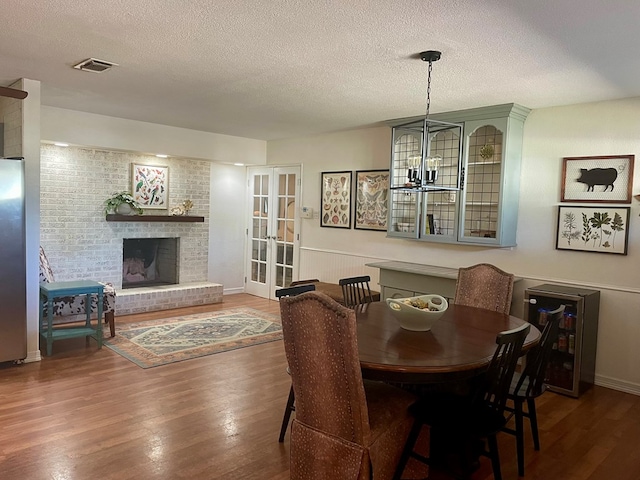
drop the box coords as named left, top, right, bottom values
left=321, top=171, right=352, bottom=228
left=354, top=170, right=389, bottom=231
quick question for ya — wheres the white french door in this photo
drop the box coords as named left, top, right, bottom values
left=245, top=166, right=300, bottom=299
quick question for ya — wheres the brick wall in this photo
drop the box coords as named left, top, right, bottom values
left=40, top=144, right=210, bottom=288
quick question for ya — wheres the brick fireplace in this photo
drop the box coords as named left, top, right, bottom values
left=39, top=144, right=223, bottom=315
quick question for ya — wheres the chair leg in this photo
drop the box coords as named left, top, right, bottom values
left=528, top=397, right=541, bottom=451
left=487, top=433, right=502, bottom=480
left=278, top=384, right=295, bottom=442
left=514, top=399, right=525, bottom=477
left=392, top=420, right=424, bottom=480
left=105, top=311, right=115, bottom=337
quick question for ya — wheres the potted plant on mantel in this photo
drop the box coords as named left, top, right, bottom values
left=104, top=191, right=144, bottom=216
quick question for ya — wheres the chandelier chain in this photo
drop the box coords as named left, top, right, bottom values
left=425, top=59, right=433, bottom=119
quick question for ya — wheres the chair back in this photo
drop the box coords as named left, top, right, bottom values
left=290, top=279, right=320, bottom=287
left=39, top=246, right=56, bottom=283
left=275, top=284, right=316, bottom=298
left=339, top=275, right=373, bottom=309
left=476, top=322, right=530, bottom=415
left=514, top=305, right=565, bottom=397
left=279, top=291, right=370, bottom=444
left=454, top=263, right=514, bottom=315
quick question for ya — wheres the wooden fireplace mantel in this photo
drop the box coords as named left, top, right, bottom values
left=106, top=214, right=205, bottom=223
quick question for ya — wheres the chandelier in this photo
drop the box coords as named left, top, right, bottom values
left=390, top=50, right=463, bottom=192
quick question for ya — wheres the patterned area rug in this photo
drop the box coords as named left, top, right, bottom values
left=104, top=308, right=282, bottom=368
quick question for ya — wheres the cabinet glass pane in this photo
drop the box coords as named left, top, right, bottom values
left=463, top=125, right=503, bottom=239
left=424, top=191, right=456, bottom=236
left=390, top=191, right=417, bottom=233
left=429, top=129, right=460, bottom=189
left=422, top=129, right=460, bottom=238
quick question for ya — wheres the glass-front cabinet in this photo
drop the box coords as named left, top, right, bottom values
left=388, top=104, right=530, bottom=247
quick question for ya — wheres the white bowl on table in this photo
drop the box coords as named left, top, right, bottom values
left=385, top=294, right=449, bottom=331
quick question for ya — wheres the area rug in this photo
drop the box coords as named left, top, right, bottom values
left=104, top=308, right=282, bottom=368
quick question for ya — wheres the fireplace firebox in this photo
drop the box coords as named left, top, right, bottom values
left=122, top=238, right=179, bottom=289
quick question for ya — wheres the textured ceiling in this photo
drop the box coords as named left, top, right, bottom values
left=1, top=0, right=639, bottom=141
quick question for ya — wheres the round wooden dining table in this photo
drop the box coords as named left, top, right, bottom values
left=356, top=301, right=540, bottom=384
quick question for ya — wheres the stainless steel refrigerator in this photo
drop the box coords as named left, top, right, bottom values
left=0, top=157, right=27, bottom=362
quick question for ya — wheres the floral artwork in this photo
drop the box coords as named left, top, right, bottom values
left=556, top=206, right=630, bottom=255
left=354, top=170, right=389, bottom=230
left=321, top=171, right=352, bottom=228
left=132, top=164, right=169, bottom=209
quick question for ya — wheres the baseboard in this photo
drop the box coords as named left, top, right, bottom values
left=24, top=350, right=42, bottom=363
left=595, top=375, right=640, bottom=396
left=223, top=287, right=245, bottom=295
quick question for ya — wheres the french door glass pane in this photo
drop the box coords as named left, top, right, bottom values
left=274, top=173, right=295, bottom=287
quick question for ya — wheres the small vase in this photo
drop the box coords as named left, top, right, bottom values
left=116, top=203, right=134, bottom=215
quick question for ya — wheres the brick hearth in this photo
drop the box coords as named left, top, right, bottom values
left=116, top=282, right=223, bottom=315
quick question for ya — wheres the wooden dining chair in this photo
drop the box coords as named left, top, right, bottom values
left=454, top=263, right=515, bottom=315
left=393, top=322, right=531, bottom=480
left=289, top=278, right=319, bottom=286
left=503, top=304, right=565, bottom=476
left=275, top=284, right=316, bottom=299
left=275, top=283, right=317, bottom=442
left=280, top=291, right=416, bottom=479
left=338, top=275, right=374, bottom=309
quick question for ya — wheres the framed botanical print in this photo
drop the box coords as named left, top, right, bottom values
left=354, top=170, right=389, bottom=231
left=321, top=171, right=352, bottom=228
left=132, top=163, right=169, bottom=209
left=556, top=205, right=630, bottom=255
left=561, top=155, right=634, bottom=203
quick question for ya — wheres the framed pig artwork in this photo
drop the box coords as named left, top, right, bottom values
left=561, top=155, right=634, bottom=203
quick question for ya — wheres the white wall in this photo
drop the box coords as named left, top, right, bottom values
left=41, top=107, right=267, bottom=165
left=267, top=98, right=640, bottom=395
left=208, top=163, right=247, bottom=293
left=21, top=80, right=42, bottom=364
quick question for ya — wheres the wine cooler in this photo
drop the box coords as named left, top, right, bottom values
left=524, top=284, right=600, bottom=398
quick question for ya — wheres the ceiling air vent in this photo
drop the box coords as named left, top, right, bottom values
left=72, top=58, right=119, bottom=73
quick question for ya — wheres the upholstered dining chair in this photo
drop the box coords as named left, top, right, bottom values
left=275, top=283, right=317, bottom=442
left=280, top=291, right=416, bottom=479
left=338, top=275, right=374, bottom=309
left=394, top=322, right=531, bottom=480
left=39, top=246, right=116, bottom=337
left=454, top=263, right=515, bottom=315
left=503, top=304, right=565, bottom=476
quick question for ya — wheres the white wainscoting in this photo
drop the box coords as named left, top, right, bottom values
left=298, top=247, right=387, bottom=286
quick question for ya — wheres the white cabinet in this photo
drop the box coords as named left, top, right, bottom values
left=388, top=104, right=530, bottom=247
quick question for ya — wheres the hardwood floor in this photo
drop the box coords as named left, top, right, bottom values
left=1, top=293, right=638, bottom=479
